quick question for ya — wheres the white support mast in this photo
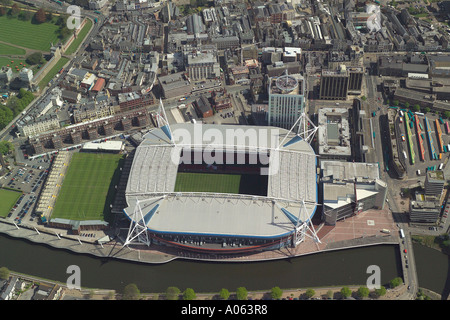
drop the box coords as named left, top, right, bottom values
left=277, top=111, right=318, bottom=150
left=293, top=200, right=321, bottom=247
left=124, top=199, right=151, bottom=246
left=155, top=98, right=175, bottom=145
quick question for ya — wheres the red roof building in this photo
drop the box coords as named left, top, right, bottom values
left=91, top=78, right=106, bottom=92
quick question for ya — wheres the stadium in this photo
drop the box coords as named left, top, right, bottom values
left=122, top=117, right=319, bottom=254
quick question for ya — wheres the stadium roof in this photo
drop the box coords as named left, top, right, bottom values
left=124, top=123, right=318, bottom=239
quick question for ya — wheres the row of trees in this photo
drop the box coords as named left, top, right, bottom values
left=390, top=99, right=450, bottom=119
left=121, top=283, right=397, bottom=300
left=0, top=4, right=49, bottom=23
left=0, top=267, right=409, bottom=300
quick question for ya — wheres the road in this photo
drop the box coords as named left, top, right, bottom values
left=362, top=68, right=419, bottom=299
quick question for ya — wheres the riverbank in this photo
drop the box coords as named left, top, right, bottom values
left=411, top=234, right=450, bottom=256
left=58, top=283, right=410, bottom=300
left=0, top=206, right=400, bottom=265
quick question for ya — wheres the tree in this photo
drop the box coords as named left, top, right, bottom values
left=122, top=283, right=140, bottom=300
left=107, top=291, right=115, bottom=300
left=236, top=287, right=248, bottom=300
left=357, top=286, right=370, bottom=299
left=413, top=104, right=421, bottom=112
left=445, top=111, right=450, bottom=119
left=305, top=288, right=316, bottom=299
left=326, top=290, right=334, bottom=299
left=390, top=277, right=403, bottom=288
left=0, top=267, right=10, bottom=280
left=0, top=105, right=14, bottom=130
left=270, top=286, right=283, bottom=300
left=183, top=288, right=196, bottom=300
left=9, top=3, right=20, bottom=16
left=340, top=286, right=352, bottom=299
left=18, top=11, right=31, bottom=21
left=166, top=286, right=180, bottom=300
left=58, top=26, right=71, bottom=39
left=34, top=8, right=47, bottom=23
left=375, top=286, right=387, bottom=298
left=424, top=107, right=431, bottom=114
left=393, top=100, right=399, bottom=106
left=26, top=52, right=45, bottom=65
left=0, top=141, right=14, bottom=155
left=404, top=102, right=410, bottom=109
left=219, top=288, right=230, bottom=300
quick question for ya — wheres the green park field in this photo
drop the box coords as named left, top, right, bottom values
left=174, top=172, right=242, bottom=194
left=51, top=153, right=124, bottom=222
left=0, top=42, right=26, bottom=56
left=0, top=188, right=22, bottom=218
left=64, top=18, right=93, bottom=55
left=0, top=15, right=60, bottom=51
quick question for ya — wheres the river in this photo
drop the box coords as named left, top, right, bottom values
left=0, top=233, right=404, bottom=293
left=413, top=242, right=450, bottom=298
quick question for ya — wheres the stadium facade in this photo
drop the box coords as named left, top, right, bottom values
left=122, top=119, right=319, bottom=254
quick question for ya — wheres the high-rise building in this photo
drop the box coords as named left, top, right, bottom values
left=347, top=67, right=364, bottom=94
left=319, top=65, right=349, bottom=100
left=267, top=71, right=305, bottom=130
left=424, top=170, right=445, bottom=198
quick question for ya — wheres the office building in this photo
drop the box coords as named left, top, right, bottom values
left=185, top=51, right=220, bottom=81
left=319, top=65, right=349, bottom=100
left=424, top=170, right=445, bottom=198
left=267, top=71, right=305, bottom=130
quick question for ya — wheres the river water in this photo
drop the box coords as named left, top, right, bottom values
left=413, top=243, right=450, bottom=298
left=0, top=233, right=405, bottom=293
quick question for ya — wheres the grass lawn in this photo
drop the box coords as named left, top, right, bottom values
left=38, top=56, right=69, bottom=89
left=51, top=152, right=124, bottom=222
left=0, top=188, right=22, bottom=218
left=174, top=172, right=242, bottom=194
left=0, top=57, right=30, bottom=73
left=0, top=42, right=26, bottom=55
left=64, top=19, right=93, bottom=55
left=0, top=15, right=61, bottom=51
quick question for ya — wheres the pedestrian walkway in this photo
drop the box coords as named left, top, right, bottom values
left=0, top=204, right=400, bottom=264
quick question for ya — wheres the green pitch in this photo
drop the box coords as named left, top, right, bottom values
left=0, top=15, right=60, bottom=51
left=51, top=153, right=124, bottom=222
left=174, top=173, right=241, bottom=194
left=0, top=188, right=22, bottom=218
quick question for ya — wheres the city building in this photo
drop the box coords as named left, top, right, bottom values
left=319, top=65, right=349, bottom=100
left=410, top=193, right=441, bottom=224
left=185, top=50, right=220, bottom=81
left=321, top=161, right=387, bottom=226
left=424, top=170, right=445, bottom=198
left=267, top=71, right=305, bottom=130
left=194, top=95, right=213, bottom=118
left=317, top=107, right=352, bottom=160
left=158, top=72, right=192, bottom=99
